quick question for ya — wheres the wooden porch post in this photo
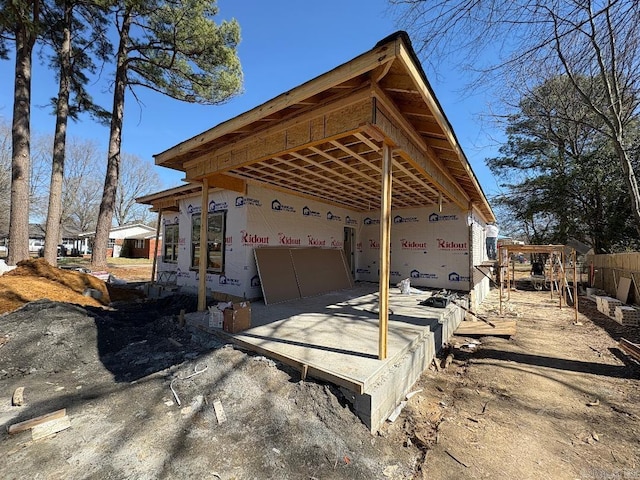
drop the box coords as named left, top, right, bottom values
left=378, top=143, right=392, bottom=360
left=572, top=249, right=579, bottom=322
left=499, top=245, right=503, bottom=315
left=150, top=208, right=162, bottom=283
left=198, top=178, right=209, bottom=311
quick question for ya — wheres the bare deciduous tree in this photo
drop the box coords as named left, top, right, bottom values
left=29, top=133, right=53, bottom=221
left=61, top=138, right=104, bottom=235
left=391, top=0, right=640, bottom=234
left=113, top=153, right=162, bottom=226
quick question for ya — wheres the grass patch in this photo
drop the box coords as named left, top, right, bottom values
left=57, top=256, right=153, bottom=267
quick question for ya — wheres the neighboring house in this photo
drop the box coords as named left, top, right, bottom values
left=137, top=32, right=497, bottom=310
left=0, top=224, right=85, bottom=256
left=28, top=224, right=46, bottom=253
left=79, top=224, right=161, bottom=260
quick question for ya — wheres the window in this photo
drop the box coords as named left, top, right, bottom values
left=134, top=239, right=144, bottom=249
left=191, top=211, right=226, bottom=272
left=164, top=224, right=179, bottom=263
left=107, top=238, right=116, bottom=248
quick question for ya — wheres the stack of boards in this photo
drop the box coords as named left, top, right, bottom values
left=254, top=248, right=352, bottom=305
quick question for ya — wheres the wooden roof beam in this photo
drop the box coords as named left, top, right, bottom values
left=242, top=157, right=376, bottom=208
left=369, top=116, right=469, bottom=210
left=371, top=86, right=470, bottom=207
left=184, top=89, right=373, bottom=180
left=276, top=156, right=381, bottom=205
left=205, top=173, right=246, bottom=194
left=155, top=38, right=400, bottom=166
left=288, top=151, right=383, bottom=203
left=358, top=123, right=456, bottom=205
left=393, top=101, right=437, bottom=119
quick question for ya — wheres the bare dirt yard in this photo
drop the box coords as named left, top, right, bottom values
left=0, top=262, right=638, bottom=479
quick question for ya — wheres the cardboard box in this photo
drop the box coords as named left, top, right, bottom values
left=223, top=301, right=251, bottom=333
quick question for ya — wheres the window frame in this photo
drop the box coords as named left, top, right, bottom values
left=163, top=223, right=179, bottom=264
left=190, top=210, right=226, bottom=273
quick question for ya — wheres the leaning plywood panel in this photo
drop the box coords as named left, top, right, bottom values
left=616, top=276, right=632, bottom=304
left=291, top=248, right=353, bottom=298
left=254, top=248, right=301, bottom=304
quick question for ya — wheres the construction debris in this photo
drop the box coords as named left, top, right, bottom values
left=213, top=399, right=227, bottom=424
left=11, top=387, right=25, bottom=406
left=387, top=401, right=407, bottom=423
left=31, top=415, right=71, bottom=440
left=445, top=450, right=469, bottom=468
left=8, top=408, right=67, bottom=435
left=170, top=363, right=209, bottom=406
left=442, top=353, right=455, bottom=370
left=619, top=338, right=640, bottom=363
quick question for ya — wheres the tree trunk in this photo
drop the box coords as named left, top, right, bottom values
left=8, top=22, right=36, bottom=266
left=90, top=10, right=131, bottom=270
left=44, top=2, right=72, bottom=266
left=613, top=142, right=640, bottom=238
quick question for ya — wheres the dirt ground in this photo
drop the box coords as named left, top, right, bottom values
left=407, top=286, right=640, bottom=480
left=0, top=264, right=639, bottom=479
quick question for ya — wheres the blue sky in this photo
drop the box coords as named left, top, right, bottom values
left=0, top=0, right=501, bottom=197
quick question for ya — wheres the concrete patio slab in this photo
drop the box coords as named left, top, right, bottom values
left=209, top=283, right=465, bottom=431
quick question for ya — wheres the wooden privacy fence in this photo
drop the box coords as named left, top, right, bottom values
left=585, top=252, right=640, bottom=305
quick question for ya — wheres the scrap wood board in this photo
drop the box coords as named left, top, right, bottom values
left=8, top=408, right=67, bottom=434
left=31, top=416, right=71, bottom=440
left=455, top=320, right=517, bottom=337
left=616, top=276, right=633, bottom=304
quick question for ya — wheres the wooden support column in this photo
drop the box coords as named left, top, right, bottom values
left=559, top=251, right=564, bottom=309
left=198, top=178, right=209, bottom=312
left=150, top=209, right=162, bottom=283
left=499, top=245, right=504, bottom=315
left=572, top=249, right=579, bottom=323
left=378, top=142, right=393, bottom=360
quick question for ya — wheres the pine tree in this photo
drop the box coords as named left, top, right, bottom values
left=91, top=0, right=242, bottom=269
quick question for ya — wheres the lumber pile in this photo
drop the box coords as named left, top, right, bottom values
left=619, top=338, right=640, bottom=363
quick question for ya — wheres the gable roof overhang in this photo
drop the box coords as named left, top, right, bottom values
left=153, top=31, right=495, bottom=223
left=137, top=183, right=205, bottom=212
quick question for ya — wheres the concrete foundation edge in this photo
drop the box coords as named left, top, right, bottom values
left=341, top=302, right=466, bottom=432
